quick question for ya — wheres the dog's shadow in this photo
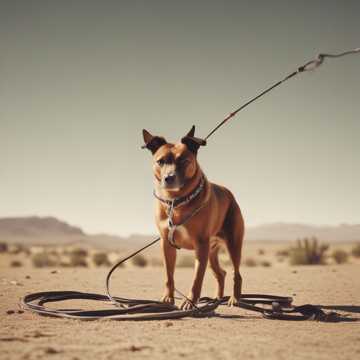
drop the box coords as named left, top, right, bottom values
left=316, top=304, right=360, bottom=322
left=211, top=304, right=360, bottom=322
left=320, top=304, right=360, bottom=314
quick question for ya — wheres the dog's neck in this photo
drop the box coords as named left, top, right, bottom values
left=154, top=167, right=205, bottom=207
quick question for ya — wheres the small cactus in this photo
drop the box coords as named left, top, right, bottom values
left=290, top=237, right=328, bottom=265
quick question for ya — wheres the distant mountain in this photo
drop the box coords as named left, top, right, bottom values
left=0, top=216, right=154, bottom=249
left=0, top=216, right=86, bottom=245
left=0, top=216, right=359, bottom=248
left=245, top=222, right=360, bottom=242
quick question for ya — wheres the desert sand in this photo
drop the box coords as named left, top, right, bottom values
left=1, top=241, right=359, bottom=360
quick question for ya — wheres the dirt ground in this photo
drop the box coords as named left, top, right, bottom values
left=1, top=244, right=360, bottom=360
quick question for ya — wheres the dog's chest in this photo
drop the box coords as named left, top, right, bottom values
left=173, top=225, right=195, bottom=249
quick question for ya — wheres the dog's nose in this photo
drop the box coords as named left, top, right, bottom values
left=164, top=174, right=176, bottom=185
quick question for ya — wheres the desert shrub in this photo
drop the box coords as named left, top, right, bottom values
left=332, top=249, right=349, bottom=264
left=351, top=243, right=360, bottom=258
left=150, top=257, right=163, bottom=267
left=131, top=254, right=148, bottom=267
left=32, top=252, right=58, bottom=268
left=276, top=249, right=290, bottom=257
left=290, top=237, right=328, bottom=265
left=244, top=257, right=257, bottom=267
left=0, top=242, right=9, bottom=253
left=10, top=260, right=23, bottom=267
left=9, top=244, right=24, bottom=255
left=69, top=253, right=88, bottom=267
left=260, top=260, right=271, bottom=267
left=258, top=249, right=265, bottom=255
left=93, top=252, right=111, bottom=267
left=177, top=255, right=193, bottom=268
left=70, top=248, right=88, bottom=257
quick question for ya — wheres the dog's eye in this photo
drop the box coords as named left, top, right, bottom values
left=157, top=159, right=165, bottom=166
left=179, top=158, right=189, bottom=166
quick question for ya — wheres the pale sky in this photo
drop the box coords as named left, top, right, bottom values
left=1, top=0, right=359, bottom=235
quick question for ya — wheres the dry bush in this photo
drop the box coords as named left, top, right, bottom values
left=351, top=243, right=360, bottom=258
left=70, top=248, right=88, bottom=257
left=244, top=257, right=257, bottom=267
left=177, top=255, right=193, bottom=268
left=0, top=242, right=9, bottom=253
left=260, top=260, right=271, bottom=267
left=9, top=244, right=24, bottom=255
left=290, top=237, right=328, bottom=265
left=69, top=253, right=88, bottom=267
left=258, top=249, right=265, bottom=255
left=332, top=249, right=349, bottom=264
left=32, top=252, right=58, bottom=268
left=131, top=254, right=148, bottom=267
left=276, top=249, right=290, bottom=257
left=66, top=247, right=89, bottom=267
left=10, top=260, right=23, bottom=267
left=93, top=252, right=111, bottom=267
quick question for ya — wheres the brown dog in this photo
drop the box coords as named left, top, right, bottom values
left=142, top=126, right=244, bottom=310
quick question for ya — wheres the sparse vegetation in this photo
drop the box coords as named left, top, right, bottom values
left=258, top=249, right=265, bottom=255
left=244, top=257, right=257, bottom=267
left=351, top=243, right=360, bottom=258
left=69, top=253, right=88, bottom=267
left=332, top=249, right=349, bottom=264
left=10, top=260, right=23, bottom=267
left=0, top=242, right=8, bottom=253
left=276, top=249, right=290, bottom=257
left=290, top=237, right=328, bottom=265
left=131, top=254, right=148, bottom=267
left=32, top=252, right=58, bottom=268
left=260, top=260, right=271, bottom=267
left=177, top=255, right=193, bottom=268
left=92, top=252, right=111, bottom=267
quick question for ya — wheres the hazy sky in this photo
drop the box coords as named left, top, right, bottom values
left=1, top=0, right=359, bottom=235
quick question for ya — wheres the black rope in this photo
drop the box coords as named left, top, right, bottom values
left=204, top=47, right=360, bottom=141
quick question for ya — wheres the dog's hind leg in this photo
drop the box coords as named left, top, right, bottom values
left=209, top=244, right=226, bottom=299
left=223, top=202, right=244, bottom=306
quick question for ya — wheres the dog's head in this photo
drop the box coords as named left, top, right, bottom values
left=142, top=126, right=206, bottom=190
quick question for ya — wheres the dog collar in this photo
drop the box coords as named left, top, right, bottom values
left=153, top=176, right=205, bottom=209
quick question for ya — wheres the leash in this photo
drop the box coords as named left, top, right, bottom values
left=20, top=238, right=340, bottom=321
left=204, top=47, right=360, bottom=141
left=21, top=47, right=359, bottom=321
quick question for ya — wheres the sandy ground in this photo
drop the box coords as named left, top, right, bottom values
left=1, top=245, right=360, bottom=360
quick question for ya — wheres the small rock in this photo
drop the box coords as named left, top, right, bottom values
left=6, top=310, right=15, bottom=315
left=17, top=310, right=24, bottom=314
left=25, top=275, right=31, bottom=279
left=292, top=270, right=298, bottom=274
left=165, top=321, right=173, bottom=327
left=44, top=347, right=59, bottom=354
left=10, top=281, right=23, bottom=286
left=50, top=270, right=58, bottom=274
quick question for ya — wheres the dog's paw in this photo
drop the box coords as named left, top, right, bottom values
left=180, top=299, right=197, bottom=310
left=161, top=295, right=175, bottom=305
left=227, top=295, right=240, bottom=307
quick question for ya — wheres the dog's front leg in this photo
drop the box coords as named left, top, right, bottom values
left=181, top=240, right=209, bottom=310
left=160, top=237, right=177, bottom=304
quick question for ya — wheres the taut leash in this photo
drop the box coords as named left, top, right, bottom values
left=204, top=48, right=360, bottom=141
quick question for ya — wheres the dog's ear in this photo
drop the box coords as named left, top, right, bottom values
left=181, top=126, right=206, bottom=154
left=142, top=129, right=167, bottom=154
left=185, top=125, right=196, bottom=138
